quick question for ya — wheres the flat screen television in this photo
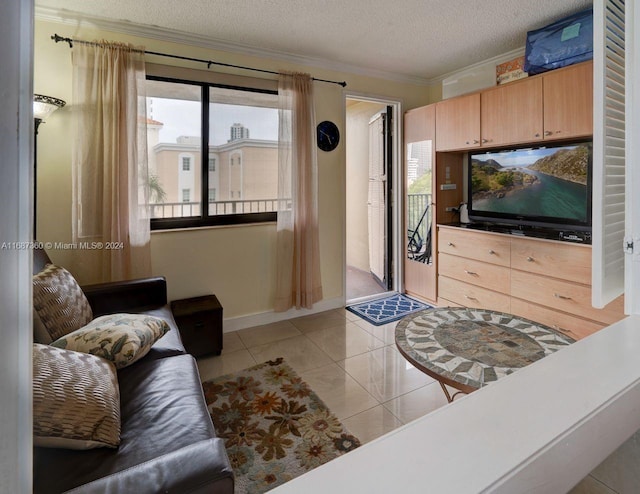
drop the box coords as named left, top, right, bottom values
left=467, top=141, right=592, bottom=232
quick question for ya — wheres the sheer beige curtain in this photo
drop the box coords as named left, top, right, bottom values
left=71, top=41, right=151, bottom=283
left=274, top=72, right=323, bottom=311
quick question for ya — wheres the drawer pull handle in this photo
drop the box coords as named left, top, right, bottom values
left=544, top=130, right=553, bottom=136
left=464, top=270, right=478, bottom=276
left=488, top=249, right=495, bottom=255
left=464, top=295, right=478, bottom=301
left=554, top=293, right=572, bottom=300
left=448, top=242, right=455, bottom=247
left=527, top=256, right=534, bottom=262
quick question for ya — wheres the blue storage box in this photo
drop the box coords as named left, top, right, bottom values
left=524, top=8, right=593, bottom=75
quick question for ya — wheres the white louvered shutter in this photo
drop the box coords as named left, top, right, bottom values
left=625, top=0, right=640, bottom=314
left=368, top=113, right=385, bottom=283
left=592, top=0, right=626, bottom=308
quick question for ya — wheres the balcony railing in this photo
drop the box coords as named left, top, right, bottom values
left=150, top=199, right=290, bottom=219
left=407, top=193, right=432, bottom=263
left=407, top=193, right=431, bottom=240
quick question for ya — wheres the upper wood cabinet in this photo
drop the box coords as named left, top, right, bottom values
left=434, top=61, right=593, bottom=151
left=435, top=93, right=480, bottom=151
left=481, top=77, right=543, bottom=147
left=543, top=61, right=593, bottom=140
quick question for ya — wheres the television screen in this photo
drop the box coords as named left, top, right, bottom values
left=468, top=141, right=592, bottom=230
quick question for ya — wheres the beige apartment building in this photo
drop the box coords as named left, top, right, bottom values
left=147, top=122, right=278, bottom=217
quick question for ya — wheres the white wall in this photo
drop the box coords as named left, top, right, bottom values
left=0, top=1, right=33, bottom=492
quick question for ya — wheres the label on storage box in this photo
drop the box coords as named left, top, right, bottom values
left=496, top=56, right=528, bottom=85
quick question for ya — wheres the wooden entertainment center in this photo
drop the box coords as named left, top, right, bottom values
left=404, top=60, right=625, bottom=340
left=437, top=224, right=624, bottom=340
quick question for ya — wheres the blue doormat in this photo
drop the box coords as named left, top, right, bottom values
left=346, top=294, right=432, bottom=326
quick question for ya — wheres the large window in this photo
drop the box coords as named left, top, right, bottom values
left=146, top=76, right=279, bottom=229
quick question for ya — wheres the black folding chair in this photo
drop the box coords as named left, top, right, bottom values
left=407, top=204, right=431, bottom=263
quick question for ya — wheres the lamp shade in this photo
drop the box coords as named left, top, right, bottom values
left=33, top=94, right=66, bottom=121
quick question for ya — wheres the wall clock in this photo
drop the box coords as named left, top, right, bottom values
left=317, top=120, right=340, bottom=152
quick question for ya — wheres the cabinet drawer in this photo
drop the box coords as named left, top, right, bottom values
left=438, top=276, right=510, bottom=313
left=511, top=237, right=591, bottom=284
left=438, top=253, right=510, bottom=294
left=438, top=227, right=510, bottom=266
left=511, top=271, right=603, bottom=321
left=510, top=298, right=603, bottom=340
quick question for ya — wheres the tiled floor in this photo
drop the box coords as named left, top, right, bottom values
left=346, top=265, right=387, bottom=301
left=196, top=308, right=640, bottom=493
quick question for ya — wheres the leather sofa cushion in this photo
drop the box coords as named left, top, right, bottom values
left=136, top=306, right=187, bottom=361
left=34, top=354, right=217, bottom=493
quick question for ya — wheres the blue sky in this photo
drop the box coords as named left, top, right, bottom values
left=148, top=98, right=279, bottom=146
left=472, top=146, right=576, bottom=168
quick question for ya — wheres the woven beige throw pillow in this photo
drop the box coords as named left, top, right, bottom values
left=33, top=343, right=121, bottom=449
left=33, top=264, right=93, bottom=342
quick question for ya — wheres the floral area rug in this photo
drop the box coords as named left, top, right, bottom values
left=202, top=358, right=361, bottom=493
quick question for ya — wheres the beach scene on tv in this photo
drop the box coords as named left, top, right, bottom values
left=470, top=144, right=590, bottom=223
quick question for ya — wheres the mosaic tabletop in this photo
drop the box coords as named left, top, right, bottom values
left=395, top=307, right=575, bottom=391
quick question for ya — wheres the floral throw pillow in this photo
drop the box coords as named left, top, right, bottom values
left=51, top=314, right=170, bottom=369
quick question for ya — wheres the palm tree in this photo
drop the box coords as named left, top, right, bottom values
left=148, top=174, right=167, bottom=204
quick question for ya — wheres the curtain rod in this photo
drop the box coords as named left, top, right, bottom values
left=51, top=34, right=347, bottom=87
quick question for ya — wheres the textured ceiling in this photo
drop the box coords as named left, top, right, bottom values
left=36, top=0, right=593, bottom=82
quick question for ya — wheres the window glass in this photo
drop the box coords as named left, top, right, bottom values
left=146, top=80, right=201, bottom=219
left=208, top=87, right=279, bottom=216
left=146, top=77, right=279, bottom=228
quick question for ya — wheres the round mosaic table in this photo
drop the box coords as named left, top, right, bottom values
left=395, top=307, right=575, bottom=402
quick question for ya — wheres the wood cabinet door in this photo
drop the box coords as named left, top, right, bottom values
left=481, top=77, right=543, bottom=147
left=435, top=93, right=480, bottom=151
left=543, top=61, right=593, bottom=140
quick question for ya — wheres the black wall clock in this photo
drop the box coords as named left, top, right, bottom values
left=317, top=120, right=340, bottom=152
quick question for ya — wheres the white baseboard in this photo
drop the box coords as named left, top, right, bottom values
left=222, top=296, right=345, bottom=333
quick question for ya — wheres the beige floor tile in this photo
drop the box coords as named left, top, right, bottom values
left=305, top=322, right=386, bottom=361
left=590, top=428, right=640, bottom=493
left=353, top=318, right=400, bottom=346
left=569, top=476, right=617, bottom=494
left=289, top=310, right=349, bottom=333
left=342, top=405, right=402, bottom=444
left=338, top=346, right=434, bottom=403
left=336, top=307, right=362, bottom=322
left=196, top=349, right=256, bottom=381
left=221, top=331, right=246, bottom=354
left=236, top=320, right=301, bottom=348
left=247, top=334, right=333, bottom=373
left=298, top=363, right=380, bottom=420
left=383, top=381, right=449, bottom=424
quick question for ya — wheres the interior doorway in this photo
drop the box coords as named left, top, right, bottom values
left=345, top=96, right=399, bottom=302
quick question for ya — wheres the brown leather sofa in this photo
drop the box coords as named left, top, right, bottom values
left=32, top=249, right=234, bottom=494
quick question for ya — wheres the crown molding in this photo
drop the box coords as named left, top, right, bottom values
left=35, top=5, right=433, bottom=87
